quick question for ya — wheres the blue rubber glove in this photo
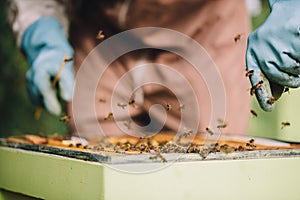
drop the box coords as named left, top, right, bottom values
left=21, top=17, right=75, bottom=115
left=246, top=0, right=300, bottom=111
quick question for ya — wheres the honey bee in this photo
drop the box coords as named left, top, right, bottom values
left=234, top=34, right=242, bottom=43
left=281, top=121, right=291, bottom=129
left=249, top=138, right=255, bottom=144
left=250, top=110, right=258, bottom=117
left=236, top=145, right=245, bottom=151
left=178, top=103, right=185, bottom=110
left=149, top=151, right=167, bottom=163
left=165, top=103, right=172, bottom=112
left=128, top=99, right=135, bottom=106
left=99, top=98, right=107, bottom=103
left=139, top=135, right=146, bottom=139
left=205, top=127, right=214, bottom=135
left=217, top=119, right=227, bottom=129
left=183, top=129, right=193, bottom=137
left=284, top=87, right=290, bottom=94
left=250, top=80, right=263, bottom=96
left=245, top=70, right=254, bottom=77
left=117, top=102, right=127, bottom=109
left=34, top=106, right=42, bottom=120
left=64, top=57, right=73, bottom=62
left=220, top=144, right=235, bottom=154
left=104, top=112, right=113, bottom=120
left=60, top=115, right=71, bottom=123
left=267, top=97, right=276, bottom=104
left=122, top=120, right=132, bottom=129
left=96, top=30, right=105, bottom=40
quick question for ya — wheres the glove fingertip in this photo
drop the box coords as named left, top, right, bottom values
left=44, top=94, right=62, bottom=115
left=256, top=94, right=275, bottom=112
left=255, top=81, right=275, bottom=112
left=59, top=81, right=74, bottom=102
left=58, top=72, right=75, bottom=102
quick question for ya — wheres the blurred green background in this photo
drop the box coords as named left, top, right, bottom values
left=0, top=0, right=269, bottom=137
left=0, top=1, right=68, bottom=136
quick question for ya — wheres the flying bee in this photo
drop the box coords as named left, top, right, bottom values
left=250, top=110, right=258, bottom=117
left=99, top=98, right=107, bottom=103
left=117, top=102, right=127, bottom=109
left=183, top=129, right=193, bottom=138
left=249, top=138, right=255, bottom=144
left=34, top=106, right=42, bottom=120
left=245, top=70, right=254, bottom=77
left=205, top=127, right=214, bottom=136
left=284, top=87, right=290, bottom=94
left=217, top=119, right=227, bottom=129
left=104, top=112, right=113, bottom=120
left=234, top=34, right=242, bottom=43
left=165, top=103, right=172, bottom=112
left=250, top=80, right=263, bottom=96
left=128, top=99, right=136, bottom=106
left=149, top=151, right=167, bottom=163
left=96, top=30, right=105, bottom=40
left=178, top=103, right=185, bottom=110
left=64, top=57, right=73, bottom=62
left=139, top=135, right=146, bottom=139
left=122, top=120, right=132, bottom=130
left=267, top=97, right=276, bottom=104
left=281, top=121, right=291, bottom=129
left=60, top=115, right=71, bottom=123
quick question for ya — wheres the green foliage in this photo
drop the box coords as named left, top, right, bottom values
left=251, top=0, right=270, bottom=30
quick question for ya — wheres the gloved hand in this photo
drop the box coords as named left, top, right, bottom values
left=246, top=0, right=300, bottom=111
left=21, top=17, right=75, bottom=115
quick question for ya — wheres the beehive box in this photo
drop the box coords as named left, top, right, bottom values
left=1, top=134, right=300, bottom=200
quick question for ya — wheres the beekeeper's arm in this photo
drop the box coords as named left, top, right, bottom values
left=246, top=0, right=300, bottom=111
left=8, top=0, right=74, bottom=115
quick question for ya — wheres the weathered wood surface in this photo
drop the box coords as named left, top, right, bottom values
left=2, top=138, right=300, bottom=164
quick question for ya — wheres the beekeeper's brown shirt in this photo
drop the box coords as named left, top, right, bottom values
left=9, top=0, right=251, bottom=139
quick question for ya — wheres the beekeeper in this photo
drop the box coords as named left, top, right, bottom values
left=8, top=0, right=262, bottom=139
